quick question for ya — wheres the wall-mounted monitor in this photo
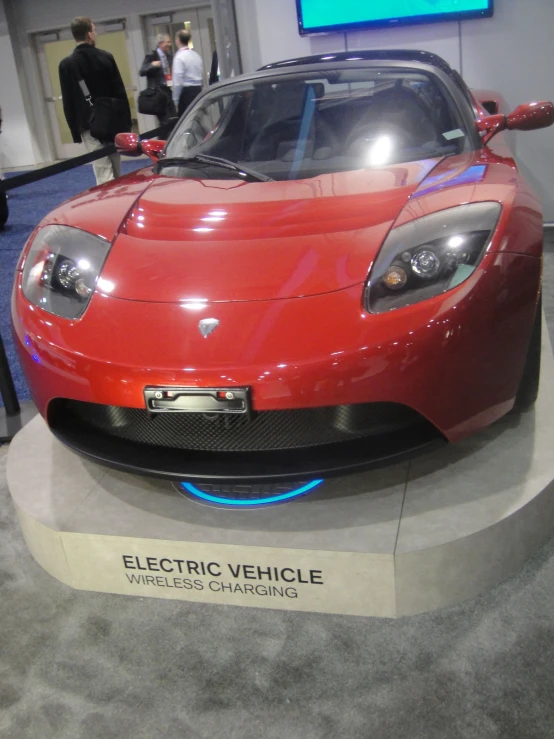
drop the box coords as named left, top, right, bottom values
left=296, top=0, right=494, bottom=35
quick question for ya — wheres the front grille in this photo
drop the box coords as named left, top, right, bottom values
left=51, top=399, right=427, bottom=453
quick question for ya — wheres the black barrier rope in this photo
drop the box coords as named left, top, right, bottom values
left=0, top=122, right=173, bottom=193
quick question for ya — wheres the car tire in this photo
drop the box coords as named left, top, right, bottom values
left=514, top=292, right=542, bottom=409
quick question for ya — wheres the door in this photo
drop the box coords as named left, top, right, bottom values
left=142, top=7, right=216, bottom=89
left=34, top=20, right=138, bottom=160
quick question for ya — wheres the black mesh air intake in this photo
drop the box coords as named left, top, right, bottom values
left=51, top=400, right=426, bottom=453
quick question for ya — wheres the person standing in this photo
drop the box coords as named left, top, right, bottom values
left=59, top=17, right=131, bottom=185
left=172, top=30, right=204, bottom=117
left=139, top=34, right=176, bottom=127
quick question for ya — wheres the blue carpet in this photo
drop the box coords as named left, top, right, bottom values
left=0, top=160, right=146, bottom=406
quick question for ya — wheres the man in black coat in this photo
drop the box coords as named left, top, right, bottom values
left=59, top=17, right=131, bottom=185
left=139, top=35, right=176, bottom=127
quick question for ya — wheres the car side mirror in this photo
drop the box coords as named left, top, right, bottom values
left=477, top=101, right=554, bottom=144
left=114, top=134, right=167, bottom=163
left=140, top=139, right=166, bottom=163
left=506, top=101, right=554, bottom=131
left=476, top=114, right=506, bottom=144
left=114, top=132, right=141, bottom=156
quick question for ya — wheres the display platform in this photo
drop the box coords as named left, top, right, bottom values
left=7, top=324, right=554, bottom=618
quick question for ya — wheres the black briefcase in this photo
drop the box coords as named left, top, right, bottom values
left=75, top=64, right=131, bottom=142
left=138, top=88, right=168, bottom=117
left=89, top=97, right=132, bottom=142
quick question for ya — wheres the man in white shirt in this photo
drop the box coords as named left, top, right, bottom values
left=172, top=30, right=204, bottom=117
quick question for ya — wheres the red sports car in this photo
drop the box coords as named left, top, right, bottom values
left=12, top=50, right=553, bottom=493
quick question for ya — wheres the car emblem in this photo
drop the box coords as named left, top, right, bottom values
left=198, top=318, right=220, bottom=338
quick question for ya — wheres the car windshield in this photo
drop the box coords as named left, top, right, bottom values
left=163, top=66, right=471, bottom=182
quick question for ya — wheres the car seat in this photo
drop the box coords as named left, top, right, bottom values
left=345, top=80, right=439, bottom=157
left=247, top=82, right=333, bottom=162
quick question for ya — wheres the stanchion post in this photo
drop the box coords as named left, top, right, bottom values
left=0, top=330, right=36, bottom=442
left=0, top=331, right=20, bottom=417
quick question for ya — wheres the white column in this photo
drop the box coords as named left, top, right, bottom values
left=0, top=0, right=37, bottom=169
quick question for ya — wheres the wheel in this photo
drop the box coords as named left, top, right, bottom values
left=514, top=292, right=542, bottom=409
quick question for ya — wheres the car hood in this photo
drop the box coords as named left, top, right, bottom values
left=98, top=159, right=442, bottom=303
left=42, top=167, right=156, bottom=242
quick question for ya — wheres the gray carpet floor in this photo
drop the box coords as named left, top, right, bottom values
left=2, top=237, right=554, bottom=739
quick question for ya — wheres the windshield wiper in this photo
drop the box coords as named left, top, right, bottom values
left=156, top=154, right=273, bottom=182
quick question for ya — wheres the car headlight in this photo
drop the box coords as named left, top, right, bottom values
left=365, top=202, right=502, bottom=314
left=21, top=225, right=111, bottom=319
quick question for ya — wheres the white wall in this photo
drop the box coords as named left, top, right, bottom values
left=0, top=0, right=36, bottom=169
left=235, top=0, right=310, bottom=70
left=461, top=0, right=554, bottom=220
left=13, top=0, right=209, bottom=32
left=234, top=0, right=464, bottom=71
left=346, top=22, right=461, bottom=71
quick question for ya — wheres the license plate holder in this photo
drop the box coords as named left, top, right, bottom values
left=144, top=386, right=251, bottom=415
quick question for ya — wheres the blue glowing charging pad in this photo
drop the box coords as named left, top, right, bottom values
left=174, top=480, right=324, bottom=508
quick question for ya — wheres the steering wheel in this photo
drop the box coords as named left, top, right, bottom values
left=246, top=118, right=302, bottom=161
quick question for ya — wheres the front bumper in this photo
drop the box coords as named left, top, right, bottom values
left=12, top=250, right=540, bottom=480
left=47, top=399, right=442, bottom=481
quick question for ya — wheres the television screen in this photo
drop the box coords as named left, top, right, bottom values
left=296, top=0, right=494, bottom=35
